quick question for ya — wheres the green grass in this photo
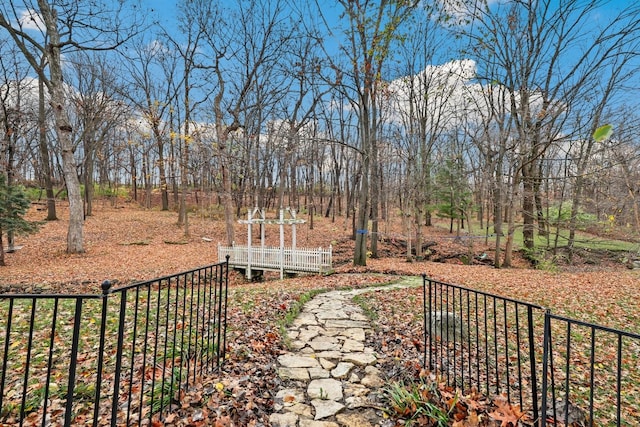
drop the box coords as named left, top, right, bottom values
left=23, top=184, right=129, bottom=202
left=436, top=219, right=639, bottom=253
left=278, top=288, right=328, bottom=347
left=353, top=294, right=379, bottom=320
left=148, top=367, right=182, bottom=415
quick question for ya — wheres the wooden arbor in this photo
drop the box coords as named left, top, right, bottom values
left=218, top=207, right=332, bottom=279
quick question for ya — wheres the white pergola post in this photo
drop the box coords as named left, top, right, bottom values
left=279, top=208, right=285, bottom=279
left=260, top=208, right=266, bottom=247
left=291, top=208, right=297, bottom=250
left=246, top=208, right=253, bottom=280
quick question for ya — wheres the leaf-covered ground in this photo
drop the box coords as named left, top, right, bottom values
left=1, top=203, right=639, bottom=425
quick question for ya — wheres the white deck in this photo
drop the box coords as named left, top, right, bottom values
left=218, top=244, right=332, bottom=278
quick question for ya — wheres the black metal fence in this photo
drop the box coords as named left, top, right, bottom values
left=423, top=275, right=640, bottom=426
left=0, top=259, right=229, bottom=427
left=541, top=313, right=640, bottom=427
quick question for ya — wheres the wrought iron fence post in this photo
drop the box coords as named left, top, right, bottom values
left=421, top=274, right=428, bottom=369
left=93, top=281, right=112, bottom=427
left=540, top=309, right=552, bottom=427
left=20, top=299, right=37, bottom=423
left=527, top=305, right=539, bottom=424
left=64, top=298, right=84, bottom=427
left=0, top=299, right=13, bottom=413
left=110, top=289, right=128, bottom=427
left=218, top=255, right=230, bottom=367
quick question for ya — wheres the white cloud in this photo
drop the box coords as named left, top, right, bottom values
left=385, top=59, right=487, bottom=130
left=18, top=8, right=45, bottom=32
left=436, top=0, right=499, bottom=26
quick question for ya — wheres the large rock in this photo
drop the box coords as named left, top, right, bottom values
left=429, top=311, right=467, bottom=341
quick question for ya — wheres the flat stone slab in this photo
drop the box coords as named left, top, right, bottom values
left=361, top=373, right=384, bottom=388
left=314, top=350, right=343, bottom=360
left=309, top=367, right=331, bottom=379
left=342, top=352, right=377, bottom=366
left=311, top=399, right=345, bottom=420
left=319, top=358, right=336, bottom=370
left=308, top=378, right=343, bottom=401
left=300, top=420, right=340, bottom=427
left=279, top=367, right=310, bottom=380
left=324, top=319, right=370, bottom=329
left=293, top=312, right=319, bottom=326
left=309, top=336, right=340, bottom=351
left=269, top=412, right=299, bottom=427
left=278, top=355, right=321, bottom=368
left=340, top=328, right=366, bottom=341
left=298, top=326, right=324, bottom=342
left=341, top=338, right=365, bottom=352
left=331, top=362, right=354, bottom=379
left=316, top=310, right=349, bottom=320
left=276, top=388, right=306, bottom=406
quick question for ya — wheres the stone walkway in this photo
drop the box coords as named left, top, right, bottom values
left=269, top=280, right=420, bottom=427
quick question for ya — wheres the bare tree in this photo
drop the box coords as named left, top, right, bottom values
left=0, top=0, right=143, bottom=253
left=392, top=23, right=468, bottom=259
left=67, top=52, right=127, bottom=217
left=332, top=0, right=418, bottom=266
left=467, top=0, right=640, bottom=256
left=194, top=0, right=297, bottom=245
left=122, top=37, right=180, bottom=213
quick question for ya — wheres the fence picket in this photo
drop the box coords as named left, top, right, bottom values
left=0, top=260, right=229, bottom=426
left=423, top=276, right=640, bottom=426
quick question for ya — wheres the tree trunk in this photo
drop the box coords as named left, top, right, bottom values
left=415, top=206, right=423, bottom=259
left=522, top=167, right=535, bottom=251
left=369, top=137, right=379, bottom=258
left=353, top=165, right=369, bottom=265
left=220, top=159, right=235, bottom=245
left=152, top=126, right=169, bottom=211
left=353, top=129, right=370, bottom=265
left=567, top=174, right=584, bottom=262
left=493, top=181, right=503, bottom=269
left=0, top=227, right=5, bottom=266
left=83, top=145, right=94, bottom=217
left=213, top=61, right=236, bottom=246
left=129, top=146, right=138, bottom=202
left=41, top=1, right=84, bottom=253
left=38, top=73, right=57, bottom=220
left=5, top=130, right=15, bottom=251
left=534, top=160, right=547, bottom=236
left=503, top=168, right=518, bottom=268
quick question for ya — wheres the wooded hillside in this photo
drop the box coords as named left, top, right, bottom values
left=2, top=1, right=640, bottom=268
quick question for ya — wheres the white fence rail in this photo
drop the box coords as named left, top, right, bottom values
left=218, top=244, right=332, bottom=278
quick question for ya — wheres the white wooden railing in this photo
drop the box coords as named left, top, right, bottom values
left=218, top=244, right=332, bottom=278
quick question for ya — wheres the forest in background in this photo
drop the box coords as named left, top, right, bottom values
left=2, top=0, right=640, bottom=269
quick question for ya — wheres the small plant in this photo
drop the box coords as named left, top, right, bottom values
left=148, top=367, right=182, bottom=415
left=382, top=378, right=451, bottom=426
left=0, top=175, right=41, bottom=265
left=319, top=388, right=328, bottom=400
left=278, top=288, right=326, bottom=340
